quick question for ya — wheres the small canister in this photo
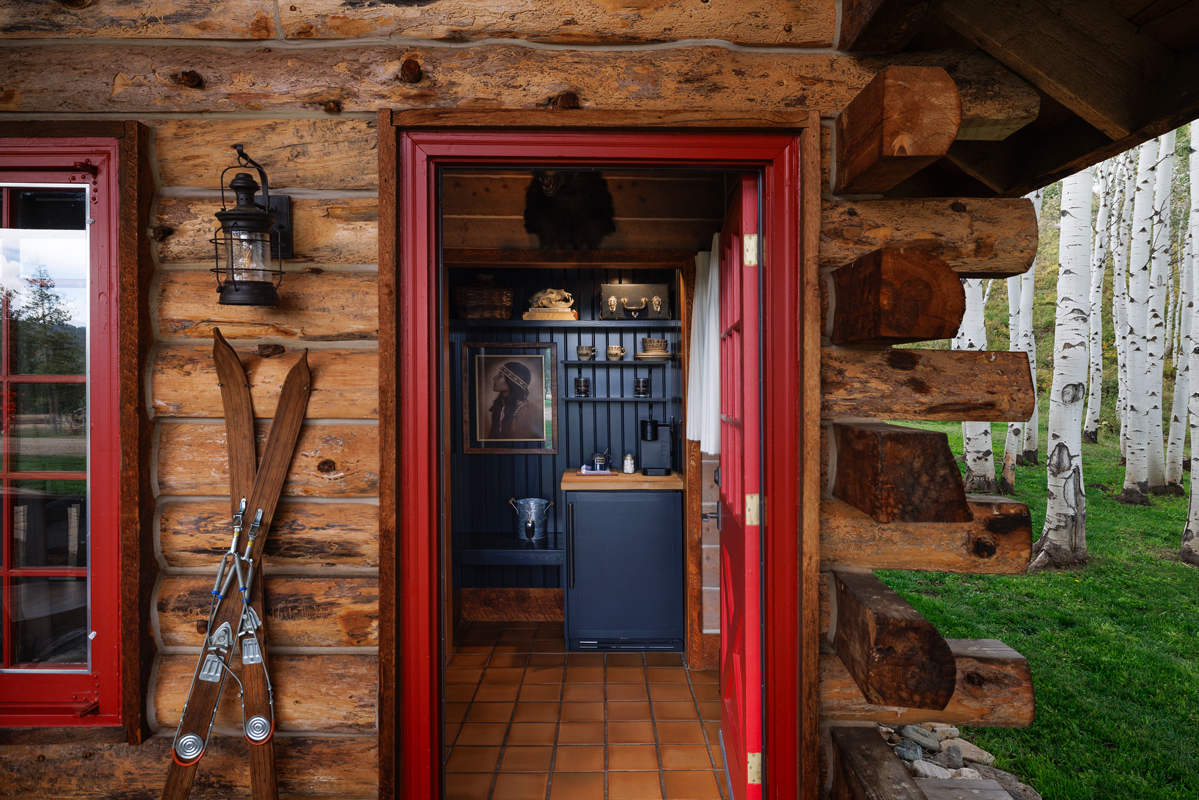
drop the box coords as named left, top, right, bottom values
left=623, top=454, right=636, bottom=474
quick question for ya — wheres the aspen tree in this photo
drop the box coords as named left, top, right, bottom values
left=1168, top=235, right=1192, bottom=488
left=954, top=278, right=998, bottom=493
left=1146, top=131, right=1176, bottom=492
left=1119, top=138, right=1159, bottom=505
left=1001, top=265, right=1023, bottom=493
left=1019, top=189, right=1044, bottom=465
left=1032, top=168, right=1092, bottom=570
left=1083, top=160, right=1112, bottom=443
left=1113, top=151, right=1137, bottom=460
left=1182, top=122, right=1199, bottom=565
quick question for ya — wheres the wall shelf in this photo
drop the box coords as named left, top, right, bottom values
left=566, top=396, right=676, bottom=403
left=450, top=319, right=681, bottom=329
left=562, top=360, right=673, bottom=366
left=452, top=532, right=564, bottom=566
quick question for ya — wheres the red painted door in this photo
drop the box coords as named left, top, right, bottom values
left=719, top=173, right=761, bottom=800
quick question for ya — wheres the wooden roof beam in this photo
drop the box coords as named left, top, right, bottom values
left=840, top=0, right=947, bottom=52
left=831, top=569, right=957, bottom=710
left=835, top=66, right=962, bottom=194
left=937, top=0, right=1175, bottom=140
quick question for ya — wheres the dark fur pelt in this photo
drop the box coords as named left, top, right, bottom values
left=523, top=170, right=617, bottom=250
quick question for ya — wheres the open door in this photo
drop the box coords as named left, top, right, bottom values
left=719, top=173, right=762, bottom=800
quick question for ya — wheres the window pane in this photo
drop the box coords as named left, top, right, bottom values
left=12, top=384, right=86, bottom=472
left=14, top=190, right=86, bottom=231
left=11, top=481, right=87, bottom=568
left=11, top=577, right=87, bottom=665
left=1, top=227, right=88, bottom=376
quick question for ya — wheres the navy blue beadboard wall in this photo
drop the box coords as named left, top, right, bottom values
left=448, top=267, right=684, bottom=589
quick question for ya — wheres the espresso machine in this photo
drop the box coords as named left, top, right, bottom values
left=639, top=417, right=674, bottom=476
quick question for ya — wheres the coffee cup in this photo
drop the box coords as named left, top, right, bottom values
left=606, top=345, right=626, bottom=361
left=641, top=337, right=668, bottom=353
left=576, top=345, right=596, bottom=361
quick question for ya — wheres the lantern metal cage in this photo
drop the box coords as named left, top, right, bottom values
left=210, top=145, right=291, bottom=307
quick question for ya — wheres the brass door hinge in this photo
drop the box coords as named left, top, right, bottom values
left=743, top=233, right=759, bottom=267
left=747, top=752, right=763, bottom=785
left=745, top=493, right=760, bottom=526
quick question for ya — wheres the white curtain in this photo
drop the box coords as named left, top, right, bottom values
left=687, top=233, right=721, bottom=452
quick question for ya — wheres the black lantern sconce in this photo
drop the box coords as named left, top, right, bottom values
left=211, top=145, right=293, bottom=306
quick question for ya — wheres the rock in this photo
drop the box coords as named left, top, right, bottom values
left=878, top=725, right=895, bottom=735
left=941, top=737, right=996, bottom=765
left=887, top=734, right=903, bottom=745
left=953, top=768, right=982, bottom=780
left=928, top=724, right=960, bottom=741
left=898, top=724, right=941, bottom=752
left=910, top=760, right=953, bottom=780
left=972, top=764, right=1043, bottom=800
left=931, top=744, right=963, bottom=770
left=893, top=740, right=924, bottom=762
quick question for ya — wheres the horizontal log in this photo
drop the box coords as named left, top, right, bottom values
left=833, top=422, right=972, bottom=523
left=0, top=46, right=1036, bottom=134
left=821, top=639, right=1034, bottom=727
left=829, top=249, right=965, bottom=344
left=0, top=734, right=377, bottom=799
left=152, top=346, right=378, bottom=419
left=157, top=575, right=378, bottom=648
left=0, top=1, right=276, bottom=39
left=154, top=654, right=377, bottom=733
left=442, top=216, right=721, bottom=252
left=153, top=118, right=377, bottom=191
left=835, top=66, right=961, bottom=194
left=821, top=348, right=1035, bottom=420
left=157, top=270, right=378, bottom=341
left=839, top=0, right=944, bottom=53
left=442, top=171, right=726, bottom=220
left=281, top=0, right=836, bottom=46
left=915, top=779, right=1013, bottom=800
left=157, top=423, right=379, bottom=497
left=830, top=725, right=928, bottom=800
left=158, top=197, right=377, bottom=265
left=821, top=198, right=1038, bottom=278
left=832, top=570, right=956, bottom=710
left=821, top=497, right=1032, bottom=573
left=158, top=500, right=379, bottom=570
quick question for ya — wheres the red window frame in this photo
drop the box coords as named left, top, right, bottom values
left=0, top=139, right=122, bottom=727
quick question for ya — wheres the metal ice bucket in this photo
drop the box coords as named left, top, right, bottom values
left=510, top=497, right=553, bottom=541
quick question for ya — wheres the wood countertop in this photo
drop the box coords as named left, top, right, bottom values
left=560, top=469, right=685, bottom=492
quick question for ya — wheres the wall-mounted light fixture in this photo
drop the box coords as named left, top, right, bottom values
left=211, top=145, right=293, bottom=306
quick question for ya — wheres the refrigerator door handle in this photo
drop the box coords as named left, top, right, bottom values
left=567, top=502, right=576, bottom=589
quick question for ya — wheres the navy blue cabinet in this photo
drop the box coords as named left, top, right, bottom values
left=564, top=490, right=684, bottom=651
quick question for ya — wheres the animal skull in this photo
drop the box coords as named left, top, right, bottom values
left=529, top=288, right=574, bottom=308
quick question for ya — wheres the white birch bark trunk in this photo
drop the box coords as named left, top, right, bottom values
left=954, top=278, right=998, bottom=493
left=1114, top=151, right=1137, bottom=460
left=1120, top=138, right=1159, bottom=504
left=1146, top=130, right=1176, bottom=491
left=1032, top=167, right=1092, bottom=570
left=1083, top=161, right=1112, bottom=443
left=1167, top=235, right=1192, bottom=488
left=1182, top=121, right=1199, bottom=564
left=1019, top=189, right=1044, bottom=465
left=1001, top=269, right=1023, bottom=493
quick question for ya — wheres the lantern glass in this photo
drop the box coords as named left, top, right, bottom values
left=224, top=228, right=272, bottom=284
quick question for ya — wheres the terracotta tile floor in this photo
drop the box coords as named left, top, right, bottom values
left=444, top=621, right=728, bottom=800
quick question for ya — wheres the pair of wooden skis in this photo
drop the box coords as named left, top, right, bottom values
left=163, top=329, right=311, bottom=800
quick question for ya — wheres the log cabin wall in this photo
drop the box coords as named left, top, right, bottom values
left=0, top=2, right=1054, bottom=798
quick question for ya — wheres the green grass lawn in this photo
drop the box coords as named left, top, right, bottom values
left=881, top=420, right=1199, bottom=799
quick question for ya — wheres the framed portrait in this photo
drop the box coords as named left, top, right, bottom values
left=461, top=341, right=558, bottom=454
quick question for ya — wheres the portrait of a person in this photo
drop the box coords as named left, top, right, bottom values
left=477, top=356, right=546, bottom=442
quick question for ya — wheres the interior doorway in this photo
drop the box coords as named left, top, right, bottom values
left=386, top=123, right=818, bottom=800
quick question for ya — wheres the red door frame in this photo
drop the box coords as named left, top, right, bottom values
left=391, top=124, right=821, bottom=800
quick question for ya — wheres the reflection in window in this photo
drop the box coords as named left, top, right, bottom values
left=12, top=578, right=87, bottom=665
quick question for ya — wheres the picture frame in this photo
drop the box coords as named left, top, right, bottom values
left=461, top=341, right=558, bottom=454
